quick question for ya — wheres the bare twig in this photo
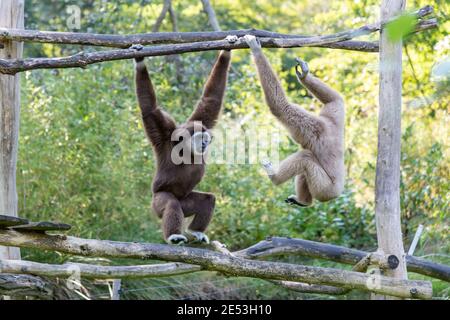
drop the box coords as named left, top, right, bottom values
left=201, top=0, right=222, bottom=31
left=152, top=0, right=172, bottom=33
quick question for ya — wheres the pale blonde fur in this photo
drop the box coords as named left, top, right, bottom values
left=245, top=35, right=345, bottom=206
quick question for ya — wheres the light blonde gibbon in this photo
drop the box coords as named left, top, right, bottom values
left=244, top=35, right=345, bottom=207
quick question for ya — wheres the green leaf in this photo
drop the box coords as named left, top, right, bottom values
left=386, top=14, right=417, bottom=42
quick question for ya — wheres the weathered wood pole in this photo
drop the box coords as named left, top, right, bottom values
left=0, top=0, right=24, bottom=262
left=374, top=0, right=408, bottom=299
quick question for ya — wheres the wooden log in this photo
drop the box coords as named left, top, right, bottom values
left=0, top=215, right=28, bottom=228
left=0, top=230, right=433, bottom=299
left=0, top=18, right=437, bottom=75
left=271, top=280, right=350, bottom=295
left=0, top=5, right=434, bottom=48
left=0, top=273, right=52, bottom=298
left=9, top=221, right=71, bottom=232
left=0, top=0, right=24, bottom=263
left=0, top=259, right=201, bottom=279
left=235, top=237, right=450, bottom=282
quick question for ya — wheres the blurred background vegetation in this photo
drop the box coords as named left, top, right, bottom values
left=15, top=0, right=449, bottom=299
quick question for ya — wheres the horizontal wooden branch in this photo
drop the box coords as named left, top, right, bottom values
left=0, top=5, right=434, bottom=48
left=0, top=273, right=52, bottom=297
left=235, top=237, right=450, bottom=282
left=0, top=229, right=432, bottom=299
left=271, top=280, right=350, bottom=295
left=0, top=39, right=378, bottom=75
left=0, top=12, right=437, bottom=74
left=0, top=259, right=200, bottom=280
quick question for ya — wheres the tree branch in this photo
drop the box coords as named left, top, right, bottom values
left=0, top=229, right=433, bottom=299
left=0, top=38, right=376, bottom=75
left=0, top=259, right=200, bottom=279
left=0, top=15, right=437, bottom=75
left=152, top=0, right=172, bottom=33
left=0, top=5, right=434, bottom=48
left=235, top=237, right=450, bottom=282
left=0, top=273, right=52, bottom=298
left=201, top=0, right=222, bottom=31
left=270, top=280, right=350, bottom=295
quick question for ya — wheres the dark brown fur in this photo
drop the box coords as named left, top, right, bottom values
left=134, top=50, right=231, bottom=241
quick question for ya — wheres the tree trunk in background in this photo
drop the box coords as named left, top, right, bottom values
left=152, top=0, right=172, bottom=33
left=201, top=0, right=222, bottom=31
left=374, top=0, right=408, bottom=299
left=0, top=0, right=24, bottom=263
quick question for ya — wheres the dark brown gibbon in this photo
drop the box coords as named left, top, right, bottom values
left=244, top=35, right=345, bottom=207
left=133, top=48, right=232, bottom=244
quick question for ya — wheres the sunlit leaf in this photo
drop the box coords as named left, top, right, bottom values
left=386, top=14, right=417, bottom=42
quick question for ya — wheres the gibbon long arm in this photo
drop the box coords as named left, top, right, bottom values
left=299, top=75, right=343, bottom=105
left=135, top=58, right=176, bottom=149
left=249, top=45, right=324, bottom=145
left=189, top=50, right=231, bottom=129
left=297, top=74, right=344, bottom=124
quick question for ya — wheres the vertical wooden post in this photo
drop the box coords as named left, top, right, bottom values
left=374, top=0, right=408, bottom=299
left=0, top=0, right=24, bottom=262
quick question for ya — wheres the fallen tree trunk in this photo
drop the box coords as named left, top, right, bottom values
left=0, top=17, right=436, bottom=74
left=0, top=229, right=433, bottom=299
left=236, top=237, right=450, bottom=282
left=0, top=273, right=52, bottom=298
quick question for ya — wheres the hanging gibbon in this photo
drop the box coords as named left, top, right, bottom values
left=244, top=35, right=345, bottom=207
left=133, top=45, right=232, bottom=244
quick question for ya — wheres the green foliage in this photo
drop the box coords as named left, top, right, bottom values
left=17, top=0, right=450, bottom=299
left=386, top=14, right=417, bottom=42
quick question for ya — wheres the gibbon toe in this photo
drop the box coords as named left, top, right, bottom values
left=225, top=35, right=239, bottom=43
left=285, top=195, right=311, bottom=207
left=167, top=234, right=188, bottom=245
left=187, top=230, right=210, bottom=244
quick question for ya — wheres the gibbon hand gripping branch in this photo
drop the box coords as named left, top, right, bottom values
left=0, top=228, right=438, bottom=299
left=0, top=5, right=437, bottom=74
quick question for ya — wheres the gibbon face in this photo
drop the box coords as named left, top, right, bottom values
left=171, top=122, right=213, bottom=163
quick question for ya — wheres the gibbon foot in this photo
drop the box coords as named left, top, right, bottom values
left=285, top=195, right=311, bottom=207
left=130, top=44, right=144, bottom=51
left=131, top=44, right=145, bottom=65
left=186, top=230, right=210, bottom=244
left=261, top=159, right=275, bottom=177
left=243, top=35, right=261, bottom=50
left=167, top=234, right=188, bottom=245
left=225, top=35, right=239, bottom=43
left=295, top=58, right=309, bottom=81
